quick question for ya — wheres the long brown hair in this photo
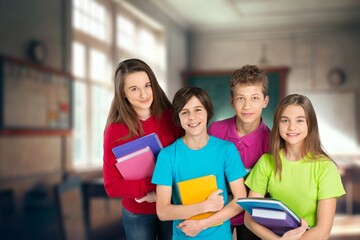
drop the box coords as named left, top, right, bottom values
left=105, top=58, right=171, bottom=138
left=270, top=94, right=333, bottom=179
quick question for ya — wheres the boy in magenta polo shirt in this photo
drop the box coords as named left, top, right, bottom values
left=208, top=65, right=270, bottom=240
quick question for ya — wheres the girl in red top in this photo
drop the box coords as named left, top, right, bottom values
left=103, top=58, right=182, bottom=240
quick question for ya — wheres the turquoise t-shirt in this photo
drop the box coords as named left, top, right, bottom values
left=245, top=150, right=346, bottom=227
left=152, top=136, right=247, bottom=240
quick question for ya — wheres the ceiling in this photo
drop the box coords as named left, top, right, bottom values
left=150, top=0, right=360, bottom=33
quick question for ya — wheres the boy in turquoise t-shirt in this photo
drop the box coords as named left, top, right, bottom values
left=208, top=65, right=270, bottom=240
left=152, top=87, right=248, bottom=240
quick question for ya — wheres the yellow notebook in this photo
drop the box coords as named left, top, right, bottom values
left=177, top=175, right=219, bottom=221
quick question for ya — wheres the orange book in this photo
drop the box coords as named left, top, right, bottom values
left=177, top=175, right=222, bottom=224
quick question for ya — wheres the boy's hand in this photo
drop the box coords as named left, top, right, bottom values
left=205, top=189, right=224, bottom=212
left=177, top=219, right=205, bottom=237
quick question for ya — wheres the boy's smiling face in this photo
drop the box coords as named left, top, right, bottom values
left=231, top=84, right=269, bottom=125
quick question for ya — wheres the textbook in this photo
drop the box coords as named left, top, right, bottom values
left=115, top=146, right=155, bottom=180
left=177, top=175, right=221, bottom=224
left=237, top=198, right=305, bottom=236
left=112, top=133, right=163, bottom=158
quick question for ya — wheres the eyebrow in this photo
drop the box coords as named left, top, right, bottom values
left=127, top=82, right=151, bottom=89
left=280, top=116, right=306, bottom=119
left=181, top=105, right=204, bottom=111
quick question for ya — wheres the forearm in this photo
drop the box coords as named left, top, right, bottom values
left=200, top=178, right=247, bottom=228
left=298, top=198, right=336, bottom=240
left=200, top=198, right=241, bottom=228
left=299, top=226, right=330, bottom=240
left=245, top=212, right=280, bottom=240
left=156, top=201, right=210, bottom=221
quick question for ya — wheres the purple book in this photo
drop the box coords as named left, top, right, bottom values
left=237, top=198, right=308, bottom=236
left=112, top=133, right=163, bottom=158
left=251, top=208, right=300, bottom=235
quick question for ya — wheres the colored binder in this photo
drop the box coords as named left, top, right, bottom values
left=115, top=146, right=155, bottom=180
left=177, top=175, right=221, bottom=222
left=237, top=198, right=307, bottom=236
left=112, top=133, right=163, bottom=158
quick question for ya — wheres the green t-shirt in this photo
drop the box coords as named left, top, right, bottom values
left=245, top=150, right=345, bottom=227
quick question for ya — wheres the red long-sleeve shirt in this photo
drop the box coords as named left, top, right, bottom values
left=103, top=109, right=182, bottom=214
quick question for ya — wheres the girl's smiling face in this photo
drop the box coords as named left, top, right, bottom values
left=279, top=104, right=308, bottom=147
left=123, top=71, right=153, bottom=116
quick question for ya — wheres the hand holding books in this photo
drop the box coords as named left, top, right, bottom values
left=112, top=133, right=163, bottom=180
left=237, top=198, right=310, bottom=236
left=177, top=175, right=223, bottom=225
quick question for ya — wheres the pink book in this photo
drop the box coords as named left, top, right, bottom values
left=115, top=146, right=155, bottom=180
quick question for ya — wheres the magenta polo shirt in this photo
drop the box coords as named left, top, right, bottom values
left=208, top=116, right=270, bottom=225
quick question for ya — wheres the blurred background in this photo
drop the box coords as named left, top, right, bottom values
left=0, top=0, right=359, bottom=239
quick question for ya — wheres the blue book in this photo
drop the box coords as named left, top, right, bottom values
left=112, top=133, right=163, bottom=158
left=237, top=198, right=308, bottom=236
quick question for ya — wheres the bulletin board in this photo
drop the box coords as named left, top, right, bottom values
left=184, top=67, right=289, bottom=128
left=0, top=55, right=72, bottom=132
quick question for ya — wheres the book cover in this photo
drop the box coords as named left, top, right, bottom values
left=115, top=146, right=155, bottom=180
left=251, top=208, right=300, bottom=235
left=177, top=175, right=221, bottom=223
left=237, top=198, right=304, bottom=236
left=112, top=133, right=163, bottom=158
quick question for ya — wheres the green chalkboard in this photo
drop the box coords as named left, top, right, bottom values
left=185, top=68, right=288, bottom=128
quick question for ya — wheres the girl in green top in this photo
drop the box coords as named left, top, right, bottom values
left=245, top=94, right=345, bottom=240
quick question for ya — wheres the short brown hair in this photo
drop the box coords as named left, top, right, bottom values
left=230, top=65, right=268, bottom=98
left=172, top=87, right=214, bottom=127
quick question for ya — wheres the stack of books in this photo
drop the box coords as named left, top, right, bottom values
left=112, top=133, right=163, bottom=180
left=237, top=198, right=309, bottom=236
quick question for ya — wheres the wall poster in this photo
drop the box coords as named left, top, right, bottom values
left=0, top=55, right=72, bottom=131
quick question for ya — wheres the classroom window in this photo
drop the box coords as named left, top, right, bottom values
left=73, top=0, right=108, bottom=42
left=72, top=0, right=166, bottom=169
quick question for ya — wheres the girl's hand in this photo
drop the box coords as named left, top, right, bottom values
left=205, top=189, right=224, bottom=212
left=135, top=191, right=157, bottom=203
left=177, top=219, right=204, bottom=237
left=280, top=219, right=308, bottom=240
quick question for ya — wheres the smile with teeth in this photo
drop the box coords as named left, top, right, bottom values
left=188, top=122, right=201, bottom=127
left=287, top=133, right=299, bottom=136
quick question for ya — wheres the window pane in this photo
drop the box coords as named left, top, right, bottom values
left=73, top=81, right=88, bottom=167
left=138, top=27, right=157, bottom=60
left=117, top=15, right=135, bottom=51
left=91, top=85, right=112, bottom=166
left=72, top=0, right=109, bottom=42
left=90, top=48, right=111, bottom=83
left=72, top=42, right=86, bottom=78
